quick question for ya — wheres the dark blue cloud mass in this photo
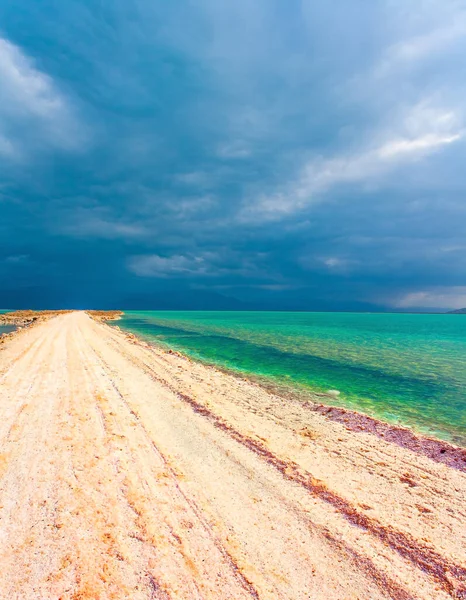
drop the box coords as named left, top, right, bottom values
left=1, top=0, right=466, bottom=310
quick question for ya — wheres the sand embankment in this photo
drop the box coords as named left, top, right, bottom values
left=0, top=312, right=464, bottom=599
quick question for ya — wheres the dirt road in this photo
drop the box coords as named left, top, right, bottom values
left=0, top=312, right=464, bottom=599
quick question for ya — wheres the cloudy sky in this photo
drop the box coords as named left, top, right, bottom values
left=1, top=0, right=466, bottom=310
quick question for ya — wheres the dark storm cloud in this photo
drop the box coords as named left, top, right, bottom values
left=1, top=0, right=466, bottom=310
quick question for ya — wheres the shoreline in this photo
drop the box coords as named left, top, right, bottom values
left=0, top=310, right=123, bottom=346
left=0, top=309, right=123, bottom=327
left=0, top=311, right=464, bottom=598
left=112, top=321, right=466, bottom=467
left=3, top=310, right=465, bottom=463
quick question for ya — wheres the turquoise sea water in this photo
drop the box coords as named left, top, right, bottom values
left=116, top=311, right=466, bottom=445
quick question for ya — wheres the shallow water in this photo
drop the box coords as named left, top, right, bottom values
left=0, top=326, right=15, bottom=335
left=0, top=311, right=15, bottom=336
left=116, top=311, right=466, bottom=445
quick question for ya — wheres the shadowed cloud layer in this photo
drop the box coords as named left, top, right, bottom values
left=0, top=0, right=465, bottom=310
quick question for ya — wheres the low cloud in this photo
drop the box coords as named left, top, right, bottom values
left=57, top=208, right=146, bottom=240
left=394, top=288, right=466, bottom=310
left=128, top=254, right=213, bottom=278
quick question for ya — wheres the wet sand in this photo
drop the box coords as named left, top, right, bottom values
left=0, top=311, right=464, bottom=599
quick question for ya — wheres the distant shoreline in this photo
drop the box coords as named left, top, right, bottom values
left=0, top=309, right=123, bottom=327
left=1, top=308, right=465, bottom=315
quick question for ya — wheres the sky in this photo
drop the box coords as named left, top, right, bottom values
left=1, top=0, right=466, bottom=311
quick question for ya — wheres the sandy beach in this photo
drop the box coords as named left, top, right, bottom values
left=0, top=311, right=465, bottom=599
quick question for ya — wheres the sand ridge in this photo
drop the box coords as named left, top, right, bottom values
left=0, top=312, right=464, bottom=599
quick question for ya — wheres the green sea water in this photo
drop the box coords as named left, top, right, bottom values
left=115, top=311, right=466, bottom=445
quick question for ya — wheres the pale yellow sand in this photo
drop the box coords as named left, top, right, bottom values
left=0, top=312, right=464, bottom=599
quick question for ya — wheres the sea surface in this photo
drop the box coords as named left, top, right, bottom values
left=116, top=311, right=466, bottom=445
